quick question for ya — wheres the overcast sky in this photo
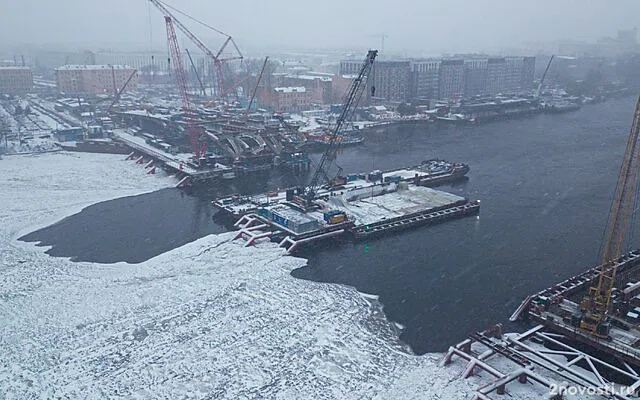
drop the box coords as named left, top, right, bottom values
left=1, top=0, right=638, bottom=55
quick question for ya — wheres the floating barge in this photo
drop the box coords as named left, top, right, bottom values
left=511, top=249, right=640, bottom=369
left=228, top=183, right=479, bottom=253
left=213, top=159, right=470, bottom=218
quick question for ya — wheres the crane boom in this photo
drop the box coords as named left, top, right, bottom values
left=165, top=15, right=204, bottom=158
left=149, top=0, right=243, bottom=98
left=579, top=97, right=640, bottom=338
left=535, top=55, right=554, bottom=98
left=304, top=49, right=378, bottom=204
left=245, top=56, right=269, bottom=118
left=107, top=69, right=138, bottom=114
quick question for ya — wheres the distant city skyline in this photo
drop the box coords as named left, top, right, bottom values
left=2, top=0, right=639, bottom=57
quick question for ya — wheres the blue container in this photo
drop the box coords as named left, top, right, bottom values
left=272, top=213, right=288, bottom=227
left=347, top=174, right=359, bottom=182
left=323, top=210, right=343, bottom=222
left=384, top=175, right=402, bottom=183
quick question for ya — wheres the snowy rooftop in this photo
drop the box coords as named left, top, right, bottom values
left=274, top=86, right=307, bottom=93
left=55, top=64, right=135, bottom=71
left=291, top=74, right=332, bottom=82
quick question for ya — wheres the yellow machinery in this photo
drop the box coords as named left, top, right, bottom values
left=577, top=97, right=640, bottom=339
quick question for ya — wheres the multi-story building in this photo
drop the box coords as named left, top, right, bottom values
left=521, top=56, right=536, bottom=91
left=281, top=74, right=332, bottom=104
left=438, top=59, right=465, bottom=100
left=463, top=58, right=488, bottom=97
left=486, top=58, right=506, bottom=96
left=261, top=86, right=311, bottom=112
left=331, top=74, right=356, bottom=103
left=0, top=67, right=33, bottom=95
left=504, top=57, right=525, bottom=94
left=55, top=65, right=138, bottom=96
left=372, top=61, right=411, bottom=102
left=339, top=60, right=362, bottom=75
left=410, top=59, right=440, bottom=101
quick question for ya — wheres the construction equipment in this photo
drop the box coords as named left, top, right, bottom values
left=185, top=48, right=206, bottom=96
left=245, top=56, right=269, bottom=118
left=576, top=97, right=640, bottom=339
left=107, top=69, right=138, bottom=114
left=148, top=0, right=243, bottom=99
left=302, top=49, right=378, bottom=207
left=535, top=55, right=554, bottom=99
left=165, top=15, right=206, bottom=158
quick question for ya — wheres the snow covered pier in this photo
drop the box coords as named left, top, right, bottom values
left=113, top=129, right=234, bottom=186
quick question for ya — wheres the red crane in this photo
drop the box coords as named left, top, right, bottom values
left=165, top=15, right=206, bottom=158
left=149, top=0, right=243, bottom=99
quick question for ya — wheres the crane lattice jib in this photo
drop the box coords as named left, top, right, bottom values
left=593, top=96, right=640, bottom=315
left=150, top=0, right=243, bottom=97
left=165, top=16, right=202, bottom=158
left=107, top=69, right=137, bottom=114
left=305, top=49, right=378, bottom=201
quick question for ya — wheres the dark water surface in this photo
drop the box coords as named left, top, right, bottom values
left=19, top=96, right=639, bottom=353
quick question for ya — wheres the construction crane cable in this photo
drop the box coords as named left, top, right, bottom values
left=157, top=0, right=229, bottom=37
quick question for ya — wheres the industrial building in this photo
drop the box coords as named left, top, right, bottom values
left=55, top=64, right=138, bottom=96
left=0, top=67, right=33, bottom=95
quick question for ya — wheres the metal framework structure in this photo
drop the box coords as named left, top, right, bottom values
left=149, top=0, right=243, bottom=98
left=442, top=324, right=640, bottom=399
left=165, top=15, right=206, bottom=158
left=107, top=70, right=138, bottom=114
left=580, top=97, right=640, bottom=338
left=304, top=49, right=378, bottom=204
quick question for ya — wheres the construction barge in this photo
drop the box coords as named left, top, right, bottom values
left=223, top=177, right=479, bottom=253
left=213, top=159, right=470, bottom=218
left=510, top=249, right=640, bottom=369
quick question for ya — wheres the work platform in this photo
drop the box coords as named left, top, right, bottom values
left=227, top=184, right=480, bottom=253
left=442, top=324, right=640, bottom=399
left=113, top=129, right=234, bottom=184
left=213, top=159, right=470, bottom=218
left=511, top=250, right=640, bottom=371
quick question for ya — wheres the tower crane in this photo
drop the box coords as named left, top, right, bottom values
left=302, top=49, right=378, bottom=207
left=148, top=0, right=243, bottom=99
left=576, top=97, right=640, bottom=339
left=165, top=15, right=207, bottom=158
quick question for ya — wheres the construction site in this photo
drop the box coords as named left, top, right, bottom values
left=204, top=50, right=480, bottom=253
left=434, top=98, right=640, bottom=400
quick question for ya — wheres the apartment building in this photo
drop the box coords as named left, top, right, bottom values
left=438, top=59, right=465, bottom=100
left=411, top=59, right=440, bottom=101
left=0, top=67, right=33, bottom=95
left=55, top=65, right=138, bottom=95
left=463, top=59, right=488, bottom=97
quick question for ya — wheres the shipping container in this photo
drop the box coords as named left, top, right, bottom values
left=384, top=175, right=402, bottom=183
left=272, top=213, right=288, bottom=227
left=328, top=214, right=346, bottom=224
left=323, top=209, right=343, bottom=222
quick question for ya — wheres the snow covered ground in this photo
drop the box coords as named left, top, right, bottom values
left=0, top=151, right=605, bottom=399
left=0, top=100, right=62, bottom=155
